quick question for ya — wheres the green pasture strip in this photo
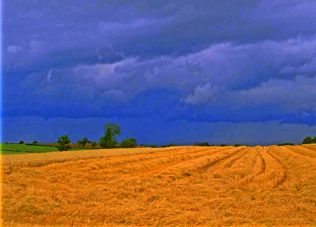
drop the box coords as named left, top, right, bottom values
left=0, top=143, right=94, bottom=154
left=0, top=144, right=58, bottom=154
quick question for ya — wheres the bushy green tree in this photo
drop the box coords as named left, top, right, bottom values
left=234, top=144, right=244, bottom=147
left=19, top=140, right=24, bottom=144
left=57, top=135, right=71, bottom=151
left=302, top=136, right=316, bottom=144
left=90, top=141, right=97, bottom=148
left=78, top=137, right=89, bottom=147
left=99, top=123, right=121, bottom=148
left=120, top=138, right=137, bottom=148
left=32, top=140, right=38, bottom=145
left=194, top=142, right=210, bottom=146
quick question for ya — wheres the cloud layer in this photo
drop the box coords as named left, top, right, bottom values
left=3, top=0, right=316, bottom=143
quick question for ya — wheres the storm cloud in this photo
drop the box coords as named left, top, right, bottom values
left=3, top=0, right=316, bottom=143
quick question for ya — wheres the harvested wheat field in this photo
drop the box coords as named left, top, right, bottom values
left=1, top=145, right=316, bottom=226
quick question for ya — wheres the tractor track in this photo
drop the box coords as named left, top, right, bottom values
left=267, top=148, right=287, bottom=188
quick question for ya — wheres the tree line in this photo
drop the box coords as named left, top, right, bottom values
left=57, top=123, right=137, bottom=151
left=11, top=133, right=316, bottom=151
left=302, top=136, right=316, bottom=144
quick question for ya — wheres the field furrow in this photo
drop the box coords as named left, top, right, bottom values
left=291, top=146, right=316, bottom=158
left=196, top=147, right=245, bottom=173
left=238, top=147, right=267, bottom=185
left=38, top=147, right=233, bottom=182
left=2, top=145, right=316, bottom=226
left=267, top=147, right=288, bottom=188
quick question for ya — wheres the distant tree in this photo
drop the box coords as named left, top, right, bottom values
left=303, top=136, right=312, bottom=144
left=120, top=138, right=137, bottom=148
left=90, top=141, right=97, bottom=148
left=302, top=136, right=315, bottom=144
left=32, top=140, right=38, bottom=145
left=278, top=143, right=294, bottom=146
left=99, top=123, right=121, bottom=148
left=77, top=137, right=89, bottom=148
left=19, top=140, right=24, bottom=144
left=77, top=140, right=83, bottom=147
left=57, top=135, right=71, bottom=151
left=194, top=142, right=210, bottom=146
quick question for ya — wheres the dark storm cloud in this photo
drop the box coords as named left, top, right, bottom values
left=4, top=37, right=316, bottom=121
left=4, top=0, right=316, bottom=72
left=3, top=0, right=316, bottom=142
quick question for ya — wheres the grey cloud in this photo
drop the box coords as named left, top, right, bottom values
left=236, top=76, right=316, bottom=112
left=185, top=84, right=219, bottom=104
left=3, top=0, right=316, bottom=126
left=16, top=36, right=316, bottom=112
left=7, top=45, right=23, bottom=54
left=4, top=0, right=316, bottom=73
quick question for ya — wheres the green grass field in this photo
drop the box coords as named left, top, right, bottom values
left=0, top=144, right=58, bottom=154
left=0, top=143, right=95, bottom=154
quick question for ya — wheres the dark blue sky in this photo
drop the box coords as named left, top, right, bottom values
left=2, top=1, right=316, bottom=144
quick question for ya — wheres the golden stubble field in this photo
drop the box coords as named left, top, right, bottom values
left=1, top=145, right=316, bottom=226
